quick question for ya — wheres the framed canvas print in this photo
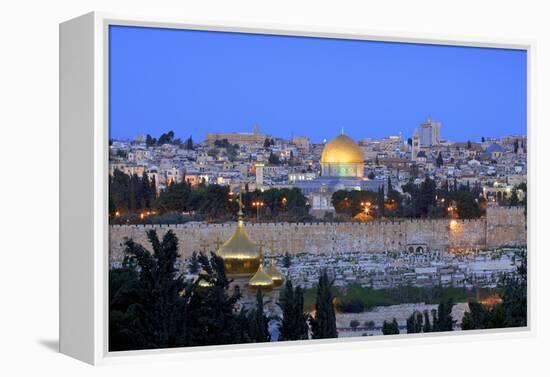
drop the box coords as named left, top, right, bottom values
left=60, top=12, right=532, bottom=365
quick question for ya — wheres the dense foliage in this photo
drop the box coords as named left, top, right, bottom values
left=110, top=169, right=312, bottom=223
left=109, top=231, right=271, bottom=350
left=382, top=319, right=400, bottom=335
left=309, top=270, right=338, bottom=339
left=461, top=250, right=527, bottom=330
left=278, top=279, right=309, bottom=341
left=332, top=175, right=487, bottom=220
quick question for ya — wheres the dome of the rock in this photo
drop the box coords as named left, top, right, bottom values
left=321, top=134, right=364, bottom=164
left=320, top=133, right=365, bottom=178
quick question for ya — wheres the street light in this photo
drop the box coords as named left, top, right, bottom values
left=252, top=200, right=264, bottom=219
left=360, top=201, right=371, bottom=214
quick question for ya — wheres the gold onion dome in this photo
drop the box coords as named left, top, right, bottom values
left=267, top=259, right=285, bottom=288
left=320, top=133, right=364, bottom=164
left=248, top=263, right=274, bottom=291
left=216, top=190, right=260, bottom=277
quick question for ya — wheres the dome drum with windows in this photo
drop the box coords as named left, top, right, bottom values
left=320, top=132, right=365, bottom=178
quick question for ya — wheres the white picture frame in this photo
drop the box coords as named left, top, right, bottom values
left=60, top=11, right=535, bottom=365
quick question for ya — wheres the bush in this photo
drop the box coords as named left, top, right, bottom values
left=364, top=320, right=375, bottom=330
left=337, top=299, right=365, bottom=313
left=350, top=319, right=360, bottom=329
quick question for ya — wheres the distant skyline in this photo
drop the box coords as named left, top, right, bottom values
left=109, top=25, right=527, bottom=143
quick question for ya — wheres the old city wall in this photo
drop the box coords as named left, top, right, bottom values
left=109, top=207, right=526, bottom=262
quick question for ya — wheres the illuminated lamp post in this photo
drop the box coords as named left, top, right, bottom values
left=252, top=200, right=264, bottom=219
left=360, top=201, right=371, bottom=215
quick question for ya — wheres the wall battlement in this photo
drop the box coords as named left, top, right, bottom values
left=109, top=207, right=526, bottom=262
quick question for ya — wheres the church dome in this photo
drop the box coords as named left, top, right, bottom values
left=248, top=263, right=274, bottom=291
left=267, top=259, right=285, bottom=288
left=321, top=134, right=364, bottom=164
left=216, top=219, right=260, bottom=277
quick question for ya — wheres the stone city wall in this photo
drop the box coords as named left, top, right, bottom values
left=109, top=207, right=526, bottom=263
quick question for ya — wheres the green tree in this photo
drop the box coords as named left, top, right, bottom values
left=156, top=181, right=192, bottom=212
left=382, top=318, right=400, bottom=335
left=158, top=130, right=175, bottom=145
left=141, top=172, right=153, bottom=209
left=198, top=184, right=232, bottom=220
left=110, top=168, right=131, bottom=212
left=454, top=189, right=482, bottom=219
left=185, top=136, right=194, bottom=150
left=377, top=185, right=385, bottom=217
left=145, top=134, right=156, bottom=147
left=278, top=279, right=309, bottom=341
left=422, top=310, right=432, bottom=333
left=364, top=320, right=375, bottom=330
left=461, top=302, right=487, bottom=330
left=282, top=252, right=292, bottom=268
left=436, top=152, right=444, bottom=167
left=185, top=252, right=244, bottom=346
left=310, top=270, right=338, bottom=339
left=406, top=311, right=424, bottom=334
left=510, top=189, right=519, bottom=206
left=433, top=298, right=455, bottom=332
left=109, top=259, right=140, bottom=350
left=111, top=230, right=187, bottom=350
left=188, top=251, right=200, bottom=274
left=268, top=152, right=281, bottom=165
left=247, top=289, right=270, bottom=343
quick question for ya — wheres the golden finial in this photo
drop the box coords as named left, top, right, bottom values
left=236, top=184, right=244, bottom=224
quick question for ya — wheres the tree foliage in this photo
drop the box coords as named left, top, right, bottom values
left=109, top=231, right=271, bottom=350
left=309, top=270, right=338, bottom=339
left=278, top=279, right=309, bottom=341
left=109, top=230, right=187, bottom=350
left=382, top=318, right=400, bottom=335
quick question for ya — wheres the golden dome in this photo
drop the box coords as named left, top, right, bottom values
left=320, top=134, right=364, bottom=164
left=216, top=189, right=260, bottom=277
left=267, top=259, right=284, bottom=288
left=216, top=219, right=260, bottom=277
left=248, top=263, right=274, bottom=291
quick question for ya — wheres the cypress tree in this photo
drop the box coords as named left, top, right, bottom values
left=279, top=279, right=309, bottom=341
left=433, top=298, right=455, bottom=332
left=310, top=269, right=338, bottom=339
left=282, top=252, right=292, bottom=268
left=188, top=251, right=200, bottom=274
left=248, top=289, right=270, bottom=343
left=150, top=175, right=157, bottom=200
left=382, top=318, right=400, bottom=335
left=422, top=310, right=432, bottom=333
left=142, top=172, right=151, bottom=209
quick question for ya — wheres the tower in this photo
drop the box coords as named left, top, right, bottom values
left=412, top=129, right=420, bottom=161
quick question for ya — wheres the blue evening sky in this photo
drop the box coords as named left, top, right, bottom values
left=109, top=25, right=527, bottom=143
